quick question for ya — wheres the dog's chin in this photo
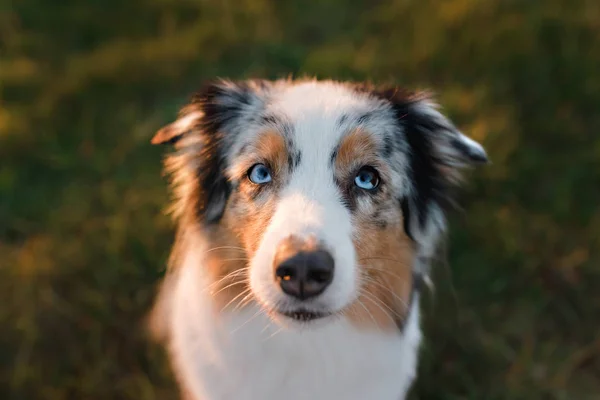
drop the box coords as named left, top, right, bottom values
left=278, top=308, right=332, bottom=322
left=265, top=306, right=337, bottom=328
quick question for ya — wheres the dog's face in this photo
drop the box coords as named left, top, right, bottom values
left=153, top=79, right=486, bottom=330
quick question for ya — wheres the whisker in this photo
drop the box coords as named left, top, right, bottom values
left=357, top=257, right=413, bottom=269
left=359, top=290, right=402, bottom=325
left=230, top=308, right=264, bottom=334
left=260, top=319, right=274, bottom=334
left=208, top=269, right=247, bottom=290
left=206, top=268, right=250, bottom=290
left=204, top=246, right=247, bottom=255
left=358, top=256, right=412, bottom=265
left=359, top=264, right=409, bottom=282
left=362, top=288, right=403, bottom=318
left=219, top=287, right=253, bottom=313
left=264, top=325, right=285, bottom=341
left=359, top=275, right=409, bottom=310
left=211, top=280, right=248, bottom=297
left=231, top=291, right=256, bottom=312
left=354, top=298, right=378, bottom=326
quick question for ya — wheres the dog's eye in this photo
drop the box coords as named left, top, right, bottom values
left=354, top=166, right=380, bottom=190
left=248, top=163, right=272, bottom=184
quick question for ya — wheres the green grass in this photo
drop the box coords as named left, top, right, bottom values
left=2, top=0, right=599, bottom=398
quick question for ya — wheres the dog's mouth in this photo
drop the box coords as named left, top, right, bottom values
left=277, top=308, right=332, bottom=322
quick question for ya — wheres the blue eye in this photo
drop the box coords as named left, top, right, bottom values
left=248, top=163, right=272, bottom=184
left=354, top=167, right=380, bottom=190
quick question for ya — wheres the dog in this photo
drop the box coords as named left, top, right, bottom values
left=149, top=78, right=487, bottom=400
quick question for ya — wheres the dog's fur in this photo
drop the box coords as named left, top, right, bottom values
left=149, top=78, right=487, bottom=400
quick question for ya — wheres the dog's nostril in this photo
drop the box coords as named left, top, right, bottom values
left=274, top=250, right=334, bottom=300
left=275, top=266, right=296, bottom=281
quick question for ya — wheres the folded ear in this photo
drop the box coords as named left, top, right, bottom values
left=151, top=108, right=204, bottom=145
left=378, top=88, right=488, bottom=256
left=154, top=80, right=269, bottom=225
left=409, top=96, right=488, bottom=166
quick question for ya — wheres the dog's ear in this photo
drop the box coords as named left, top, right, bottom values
left=379, top=88, right=488, bottom=255
left=156, top=80, right=268, bottom=224
left=151, top=109, right=204, bottom=145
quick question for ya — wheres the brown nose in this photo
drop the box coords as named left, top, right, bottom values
left=273, top=236, right=334, bottom=300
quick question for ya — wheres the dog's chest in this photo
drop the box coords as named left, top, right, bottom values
left=172, top=301, right=422, bottom=400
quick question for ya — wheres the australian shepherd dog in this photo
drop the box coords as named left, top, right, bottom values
left=149, top=78, right=487, bottom=400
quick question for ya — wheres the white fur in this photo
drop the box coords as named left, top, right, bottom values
left=169, top=237, right=422, bottom=400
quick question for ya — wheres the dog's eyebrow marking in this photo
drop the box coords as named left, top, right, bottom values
left=335, top=128, right=376, bottom=167
left=227, top=130, right=290, bottom=182
left=332, top=129, right=379, bottom=213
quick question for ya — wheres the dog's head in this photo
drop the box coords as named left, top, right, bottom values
left=153, top=79, right=486, bottom=331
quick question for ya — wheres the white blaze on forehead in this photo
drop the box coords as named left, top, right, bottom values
left=270, top=81, right=373, bottom=117
left=268, top=81, right=377, bottom=142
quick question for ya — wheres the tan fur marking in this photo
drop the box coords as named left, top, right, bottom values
left=335, top=128, right=379, bottom=173
left=229, top=130, right=288, bottom=181
left=229, top=198, right=276, bottom=258
left=346, top=217, right=415, bottom=331
left=273, top=235, right=319, bottom=266
left=256, top=130, right=288, bottom=176
left=200, top=222, right=250, bottom=311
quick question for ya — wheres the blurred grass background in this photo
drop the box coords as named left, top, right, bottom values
left=1, top=0, right=599, bottom=399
